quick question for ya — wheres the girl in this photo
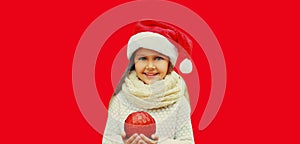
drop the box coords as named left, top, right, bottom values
left=103, top=20, right=195, bottom=144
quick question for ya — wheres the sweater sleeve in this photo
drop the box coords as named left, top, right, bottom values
left=102, top=96, right=124, bottom=144
left=160, top=97, right=195, bottom=144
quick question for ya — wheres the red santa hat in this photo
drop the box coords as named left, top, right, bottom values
left=127, top=20, right=193, bottom=74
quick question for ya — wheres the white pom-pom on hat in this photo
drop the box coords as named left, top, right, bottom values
left=179, top=58, right=193, bottom=74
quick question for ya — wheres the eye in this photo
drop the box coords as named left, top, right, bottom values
left=155, top=56, right=164, bottom=60
left=138, top=57, right=147, bottom=61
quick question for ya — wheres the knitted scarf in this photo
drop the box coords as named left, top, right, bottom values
left=121, top=71, right=182, bottom=109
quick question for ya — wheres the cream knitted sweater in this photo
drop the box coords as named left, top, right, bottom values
left=102, top=92, right=195, bottom=144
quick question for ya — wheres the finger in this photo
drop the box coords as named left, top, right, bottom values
left=125, top=133, right=138, bottom=144
left=121, top=132, right=126, bottom=140
left=151, top=134, right=159, bottom=141
left=139, top=134, right=157, bottom=144
left=131, top=135, right=141, bottom=144
left=138, top=139, right=146, bottom=144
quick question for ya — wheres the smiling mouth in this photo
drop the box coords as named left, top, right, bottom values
left=144, top=73, right=159, bottom=79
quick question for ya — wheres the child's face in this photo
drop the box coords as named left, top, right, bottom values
left=134, top=48, right=169, bottom=84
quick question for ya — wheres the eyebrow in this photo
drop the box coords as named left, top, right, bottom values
left=135, top=54, right=168, bottom=58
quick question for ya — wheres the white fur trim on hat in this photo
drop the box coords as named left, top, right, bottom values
left=127, top=32, right=178, bottom=66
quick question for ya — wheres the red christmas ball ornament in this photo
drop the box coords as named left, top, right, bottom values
left=124, top=111, right=156, bottom=138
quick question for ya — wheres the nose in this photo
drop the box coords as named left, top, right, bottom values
left=146, top=61, right=156, bottom=70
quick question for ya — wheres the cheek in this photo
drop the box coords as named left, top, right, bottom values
left=134, top=63, right=143, bottom=72
left=158, top=62, right=169, bottom=77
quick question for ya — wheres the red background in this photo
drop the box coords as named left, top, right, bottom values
left=1, top=0, right=299, bottom=143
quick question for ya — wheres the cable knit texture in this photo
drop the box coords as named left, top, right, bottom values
left=122, top=71, right=181, bottom=109
left=103, top=72, right=195, bottom=144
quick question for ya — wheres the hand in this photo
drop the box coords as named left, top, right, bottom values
left=139, top=134, right=158, bottom=144
left=122, top=133, right=141, bottom=144
left=122, top=133, right=159, bottom=144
